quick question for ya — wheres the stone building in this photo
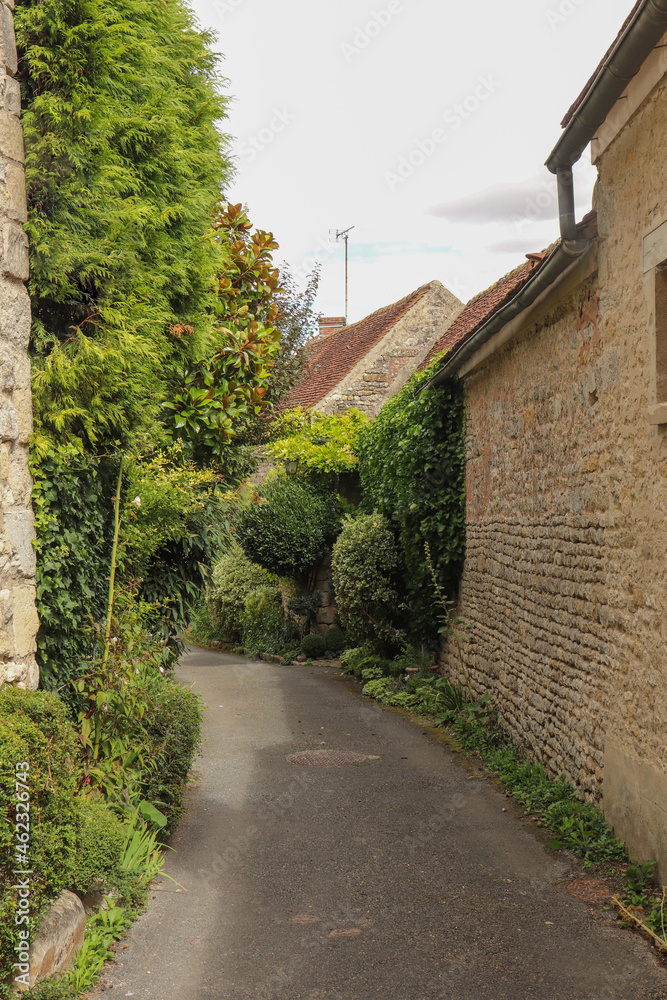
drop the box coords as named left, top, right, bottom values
left=0, top=0, right=38, bottom=688
left=281, top=280, right=461, bottom=416
left=423, top=0, right=667, bottom=874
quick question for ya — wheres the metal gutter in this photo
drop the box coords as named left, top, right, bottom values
left=425, top=237, right=589, bottom=387
left=425, top=0, right=667, bottom=390
left=547, top=0, right=667, bottom=173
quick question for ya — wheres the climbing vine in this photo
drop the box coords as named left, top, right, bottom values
left=357, top=359, right=465, bottom=639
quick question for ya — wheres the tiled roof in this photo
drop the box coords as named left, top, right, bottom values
left=419, top=212, right=598, bottom=373
left=280, top=282, right=434, bottom=410
left=561, top=0, right=644, bottom=128
left=418, top=261, right=537, bottom=371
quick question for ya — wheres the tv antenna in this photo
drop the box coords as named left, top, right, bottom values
left=329, top=226, right=354, bottom=322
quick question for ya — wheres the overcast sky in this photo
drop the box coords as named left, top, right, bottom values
left=188, top=0, right=634, bottom=322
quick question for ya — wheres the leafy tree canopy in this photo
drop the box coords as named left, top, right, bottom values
left=265, top=407, right=369, bottom=475
left=16, top=0, right=232, bottom=455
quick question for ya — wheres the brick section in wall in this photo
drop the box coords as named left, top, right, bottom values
left=0, top=0, right=39, bottom=688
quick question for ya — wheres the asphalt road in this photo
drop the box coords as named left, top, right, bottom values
left=93, top=645, right=667, bottom=1000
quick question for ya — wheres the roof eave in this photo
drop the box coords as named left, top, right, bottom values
left=547, top=0, right=667, bottom=172
left=423, top=239, right=591, bottom=390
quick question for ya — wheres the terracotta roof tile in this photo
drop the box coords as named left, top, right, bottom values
left=280, top=282, right=434, bottom=410
left=418, top=261, right=537, bottom=371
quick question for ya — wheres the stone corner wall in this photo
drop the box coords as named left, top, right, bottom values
left=0, top=0, right=38, bottom=690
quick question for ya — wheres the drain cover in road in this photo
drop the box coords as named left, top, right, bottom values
left=285, top=749, right=380, bottom=767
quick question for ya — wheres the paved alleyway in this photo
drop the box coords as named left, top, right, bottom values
left=94, top=646, right=667, bottom=1000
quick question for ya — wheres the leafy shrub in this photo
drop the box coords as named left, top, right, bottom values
left=266, top=407, right=370, bottom=474
left=301, top=633, right=326, bottom=659
left=71, top=797, right=126, bottom=895
left=246, top=586, right=287, bottom=649
left=241, top=587, right=287, bottom=656
left=235, top=477, right=329, bottom=581
left=358, top=360, right=465, bottom=640
left=206, top=546, right=276, bottom=643
left=340, top=647, right=385, bottom=678
left=325, top=626, right=346, bottom=655
left=331, top=514, right=400, bottom=648
left=140, top=679, right=203, bottom=834
left=0, top=691, right=80, bottom=923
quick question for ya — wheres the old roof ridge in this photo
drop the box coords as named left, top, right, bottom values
left=279, top=279, right=440, bottom=411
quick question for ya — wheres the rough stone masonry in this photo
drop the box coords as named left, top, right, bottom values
left=442, top=65, right=667, bottom=876
left=0, top=0, right=38, bottom=689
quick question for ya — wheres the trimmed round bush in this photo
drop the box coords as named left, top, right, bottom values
left=331, top=513, right=400, bottom=648
left=206, top=545, right=276, bottom=642
left=71, top=796, right=126, bottom=894
left=325, top=626, right=346, bottom=655
left=235, top=477, right=329, bottom=580
left=301, top=633, right=326, bottom=659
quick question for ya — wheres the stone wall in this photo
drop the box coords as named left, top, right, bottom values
left=316, top=281, right=461, bottom=417
left=443, top=70, right=667, bottom=873
left=592, top=69, right=667, bottom=872
left=0, top=0, right=38, bottom=689
left=441, top=276, right=618, bottom=799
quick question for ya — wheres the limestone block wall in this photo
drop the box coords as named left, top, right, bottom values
left=316, top=281, right=461, bottom=417
left=443, top=65, right=667, bottom=870
left=0, top=0, right=38, bottom=689
left=592, top=70, right=667, bottom=871
left=441, top=276, right=623, bottom=800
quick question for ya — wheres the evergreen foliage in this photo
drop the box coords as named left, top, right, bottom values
left=235, top=477, right=330, bottom=582
left=331, top=513, right=400, bottom=648
left=16, top=0, right=231, bottom=454
left=357, top=361, right=465, bottom=639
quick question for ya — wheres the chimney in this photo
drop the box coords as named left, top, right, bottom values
left=318, top=317, right=346, bottom=338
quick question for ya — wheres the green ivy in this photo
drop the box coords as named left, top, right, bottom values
left=357, top=360, right=465, bottom=639
left=30, top=446, right=116, bottom=696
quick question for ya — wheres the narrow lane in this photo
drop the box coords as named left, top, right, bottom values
left=94, top=646, right=667, bottom=1000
